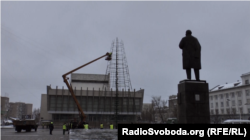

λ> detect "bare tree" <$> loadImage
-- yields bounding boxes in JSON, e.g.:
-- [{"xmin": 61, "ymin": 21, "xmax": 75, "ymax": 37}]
[
  {"xmin": 141, "ymin": 104, "xmax": 154, "ymax": 122},
  {"xmin": 151, "ymin": 96, "xmax": 168, "ymax": 123},
  {"xmin": 32, "ymin": 108, "xmax": 40, "ymax": 122}
]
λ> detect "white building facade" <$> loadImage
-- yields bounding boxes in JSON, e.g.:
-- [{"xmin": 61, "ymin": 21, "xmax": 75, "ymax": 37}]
[
  {"xmin": 70, "ymin": 73, "xmax": 110, "ymax": 90},
  {"xmin": 209, "ymin": 72, "xmax": 250, "ymax": 123},
  {"xmin": 40, "ymin": 73, "xmax": 144, "ymax": 128}
]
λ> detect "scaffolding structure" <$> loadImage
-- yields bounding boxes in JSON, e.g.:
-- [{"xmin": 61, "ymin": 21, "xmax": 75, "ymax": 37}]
[
  {"xmin": 105, "ymin": 38, "xmax": 132, "ymax": 91},
  {"xmin": 103, "ymin": 38, "xmax": 132, "ymax": 128}
]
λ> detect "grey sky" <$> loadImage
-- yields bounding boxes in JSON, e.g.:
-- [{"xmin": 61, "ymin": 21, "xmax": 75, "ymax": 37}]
[{"xmin": 1, "ymin": 1, "xmax": 250, "ymax": 110}]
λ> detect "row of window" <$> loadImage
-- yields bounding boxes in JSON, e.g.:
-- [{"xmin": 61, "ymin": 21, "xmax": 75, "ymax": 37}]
[
  {"xmin": 210, "ymin": 108, "xmax": 250, "ymax": 115},
  {"xmin": 49, "ymin": 95, "xmax": 141, "ymax": 112},
  {"xmin": 52, "ymin": 114, "xmax": 136, "ymax": 121},
  {"xmin": 210, "ymin": 99, "xmax": 250, "ymax": 108},
  {"xmin": 210, "ymin": 90, "xmax": 249, "ymax": 100}
]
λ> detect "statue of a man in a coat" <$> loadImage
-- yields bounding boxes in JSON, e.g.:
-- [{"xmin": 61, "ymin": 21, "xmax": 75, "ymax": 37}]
[{"xmin": 179, "ymin": 30, "xmax": 201, "ymax": 81}]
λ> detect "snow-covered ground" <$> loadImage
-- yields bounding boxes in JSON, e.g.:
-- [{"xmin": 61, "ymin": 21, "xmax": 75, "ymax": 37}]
[
  {"xmin": 0, "ymin": 125, "xmax": 14, "ymax": 129},
  {"xmin": 69, "ymin": 129, "xmax": 117, "ymax": 140}
]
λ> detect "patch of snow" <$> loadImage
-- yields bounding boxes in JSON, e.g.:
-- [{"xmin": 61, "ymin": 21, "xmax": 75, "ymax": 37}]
[
  {"xmin": 9, "ymin": 117, "xmax": 20, "ymax": 120},
  {"xmin": 210, "ymin": 81, "xmax": 242, "ymax": 92},
  {"xmin": 0, "ymin": 125, "xmax": 14, "ymax": 129},
  {"xmin": 3, "ymin": 120, "xmax": 13, "ymax": 123},
  {"xmin": 69, "ymin": 129, "xmax": 117, "ymax": 140}
]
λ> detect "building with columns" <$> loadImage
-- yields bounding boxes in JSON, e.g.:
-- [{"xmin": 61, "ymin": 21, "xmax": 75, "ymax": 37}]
[{"xmin": 40, "ymin": 73, "xmax": 144, "ymax": 127}]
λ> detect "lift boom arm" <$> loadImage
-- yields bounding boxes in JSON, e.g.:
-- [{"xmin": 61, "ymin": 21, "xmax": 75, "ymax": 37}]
[{"xmin": 62, "ymin": 52, "xmax": 112, "ymax": 122}]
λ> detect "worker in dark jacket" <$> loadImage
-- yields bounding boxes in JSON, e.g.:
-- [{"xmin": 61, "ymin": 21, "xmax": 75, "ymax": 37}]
[
  {"xmin": 84, "ymin": 122, "xmax": 89, "ymax": 129},
  {"xmin": 63, "ymin": 122, "xmax": 66, "ymax": 135},
  {"xmin": 110, "ymin": 123, "xmax": 113, "ymax": 129},
  {"xmin": 49, "ymin": 122, "xmax": 54, "ymax": 135},
  {"xmin": 179, "ymin": 30, "xmax": 201, "ymax": 81},
  {"xmin": 100, "ymin": 123, "xmax": 103, "ymax": 129},
  {"xmin": 70, "ymin": 121, "xmax": 73, "ymax": 129}
]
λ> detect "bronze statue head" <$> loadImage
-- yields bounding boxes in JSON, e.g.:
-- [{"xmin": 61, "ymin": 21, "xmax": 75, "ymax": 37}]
[{"xmin": 186, "ymin": 30, "xmax": 192, "ymax": 36}]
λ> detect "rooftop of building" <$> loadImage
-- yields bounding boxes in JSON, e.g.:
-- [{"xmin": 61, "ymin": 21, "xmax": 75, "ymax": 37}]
[
  {"xmin": 9, "ymin": 102, "xmax": 25, "ymax": 104},
  {"xmin": 9, "ymin": 102, "xmax": 32, "ymax": 105},
  {"xmin": 210, "ymin": 72, "xmax": 250, "ymax": 92},
  {"xmin": 169, "ymin": 95, "xmax": 177, "ymax": 100},
  {"xmin": 71, "ymin": 73, "xmax": 109, "ymax": 82},
  {"xmin": 241, "ymin": 72, "xmax": 250, "ymax": 77},
  {"xmin": 1, "ymin": 96, "xmax": 9, "ymax": 99},
  {"xmin": 210, "ymin": 81, "xmax": 243, "ymax": 92}
]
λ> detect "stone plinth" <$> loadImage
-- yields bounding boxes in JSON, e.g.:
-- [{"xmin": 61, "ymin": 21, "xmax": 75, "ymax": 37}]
[{"xmin": 177, "ymin": 80, "xmax": 210, "ymax": 124}]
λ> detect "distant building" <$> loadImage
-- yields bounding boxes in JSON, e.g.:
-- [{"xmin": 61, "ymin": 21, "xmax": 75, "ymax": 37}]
[
  {"xmin": 40, "ymin": 73, "xmax": 144, "ymax": 127},
  {"xmin": 1, "ymin": 96, "xmax": 10, "ymax": 122},
  {"xmin": 209, "ymin": 72, "xmax": 250, "ymax": 123},
  {"xmin": 151, "ymin": 95, "xmax": 178, "ymax": 123},
  {"xmin": 8, "ymin": 102, "xmax": 33, "ymax": 119},
  {"xmin": 142, "ymin": 103, "xmax": 152, "ymax": 112}
]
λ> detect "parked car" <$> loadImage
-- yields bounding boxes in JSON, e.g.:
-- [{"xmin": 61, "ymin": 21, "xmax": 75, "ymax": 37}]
[{"xmin": 166, "ymin": 118, "xmax": 178, "ymax": 124}]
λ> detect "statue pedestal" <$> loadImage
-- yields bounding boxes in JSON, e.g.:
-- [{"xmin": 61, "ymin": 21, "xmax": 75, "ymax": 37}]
[{"xmin": 177, "ymin": 80, "xmax": 210, "ymax": 123}]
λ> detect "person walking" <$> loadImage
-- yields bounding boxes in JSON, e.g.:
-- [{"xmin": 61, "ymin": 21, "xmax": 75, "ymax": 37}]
[
  {"xmin": 100, "ymin": 123, "xmax": 103, "ymax": 129},
  {"xmin": 110, "ymin": 123, "xmax": 113, "ymax": 129},
  {"xmin": 49, "ymin": 122, "xmax": 54, "ymax": 135},
  {"xmin": 70, "ymin": 121, "xmax": 73, "ymax": 129},
  {"xmin": 84, "ymin": 122, "xmax": 88, "ymax": 130},
  {"xmin": 63, "ymin": 122, "xmax": 66, "ymax": 135}
]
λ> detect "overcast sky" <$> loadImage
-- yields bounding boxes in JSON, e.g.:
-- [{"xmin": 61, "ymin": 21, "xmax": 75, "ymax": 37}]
[{"xmin": 1, "ymin": 1, "xmax": 250, "ymax": 110}]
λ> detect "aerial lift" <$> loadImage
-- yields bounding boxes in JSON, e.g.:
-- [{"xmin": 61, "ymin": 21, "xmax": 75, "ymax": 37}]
[{"xmin": 62, "ymin": 52, "xmax": 112, "ymax": 128}]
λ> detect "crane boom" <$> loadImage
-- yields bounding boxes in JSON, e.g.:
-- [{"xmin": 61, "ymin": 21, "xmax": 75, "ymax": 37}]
[{"xmin": 62, "ymin": 52, "xmax": 112, "ymax": 122}]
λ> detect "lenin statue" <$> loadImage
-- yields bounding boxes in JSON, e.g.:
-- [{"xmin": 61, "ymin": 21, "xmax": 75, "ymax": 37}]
[{"xmin": 179, "ymin": 30, "xmax": 201, "ymax": 81}]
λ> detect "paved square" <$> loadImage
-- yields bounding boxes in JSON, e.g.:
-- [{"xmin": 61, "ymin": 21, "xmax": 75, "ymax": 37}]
[
  {"xmin": 1, "ymin": 128, "xmax": 118, "ymax": 140},
  {"xmin": 70, "ymin": 129, "xmax": 117, "ymax": 140}
]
